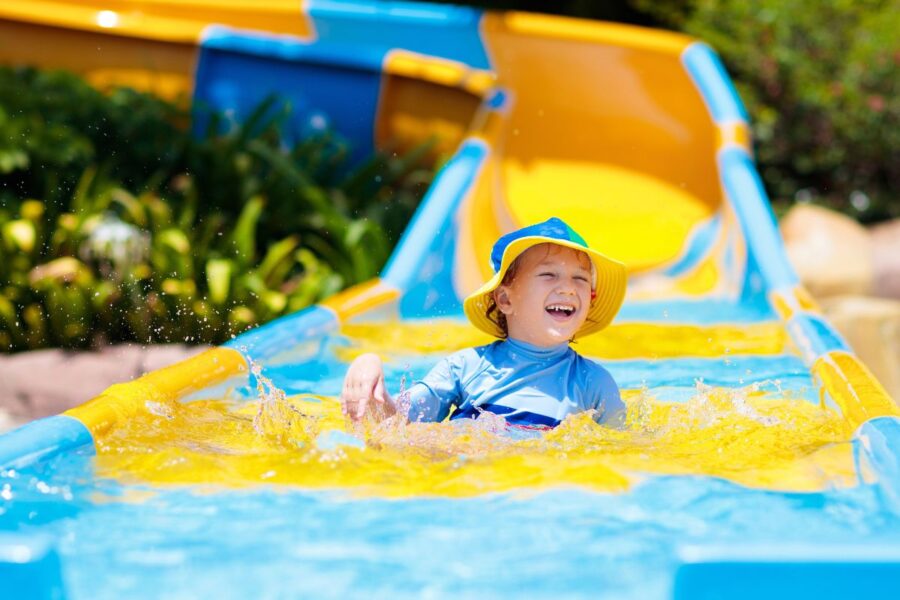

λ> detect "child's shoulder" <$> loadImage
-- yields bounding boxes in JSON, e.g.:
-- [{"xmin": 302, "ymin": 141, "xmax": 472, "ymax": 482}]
[
  {"xmin": 441, "ymin": 340, "xmax": 503, "ymax": 368},
  {"xmin": 443, "ymin": 343, "xmax": 491, "ymax": 366},
  {"xmin": 572, "ymin": 351, "xmax": 616, "ymax": 383}
]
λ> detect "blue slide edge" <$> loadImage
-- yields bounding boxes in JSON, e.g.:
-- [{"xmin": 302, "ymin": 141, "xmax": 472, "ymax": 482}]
[
  {"xmin": 0, "ymin": 415, "xmax": 94, "ymax": 471},
  {"xmin": 855, "ymin": 416, "xmax": 900, "ymax": 516},
  {"xmin": 674, "ymin": 543, "xmax": 900, "ymax": 600}
]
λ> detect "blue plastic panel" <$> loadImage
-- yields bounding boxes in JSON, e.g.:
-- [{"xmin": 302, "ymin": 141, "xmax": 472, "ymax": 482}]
[
  {"xmin": 855, "ymin": 416, "xmax": 900, "ymax": 515},
  {"xmin": 380, "ymin": 138, "xmax": 489, "ymax": 317},
  {"xmin": 681, "ymin": 42, "xmax": 750, "ymax": 123},
  {"xmin": 196, "ymin": 28, "xmax": 385, "ymax": 164},
  {"xmin": 307, "ymin": 0, "xmax": 491, "ymax": 69},
  {"xmin": 786, "ymin": 313, "xmax": 850, "ymax": 364},
  {"xmin": 225, "ymin": 305, "xmax": 339, "ymax": 364},
  {"xmin": 616, "ymin": 297, "xmax": 777, "ymax": 324},
  {"xmin": 675, "ymin": 544, "xmax": 900, "ymax": 600},
  {"xmin": 0, "ymin": 416, "xmax": 93, "ymax": 471},
  {"xmin": 718, "ymin": 147, "xmax": 800, "ymax": 292}
]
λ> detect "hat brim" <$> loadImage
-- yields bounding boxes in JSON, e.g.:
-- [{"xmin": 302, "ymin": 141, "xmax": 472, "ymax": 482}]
[{"xmin": 463, "ymin": 236, "xmax": 627, "ymax": 340}]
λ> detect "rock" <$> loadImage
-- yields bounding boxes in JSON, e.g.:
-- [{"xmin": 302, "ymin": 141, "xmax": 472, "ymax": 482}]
[
  {"xmin": 820, "ymin": 295, "xmax": 900, "ymax": 402},
  {"xmin": 871, "ymin": 219, "xmax": 900, "ymax": 299},
  {"xmin": 0, "ymin": 344, "xmax": 210, "ymax": 422},
  {"xmin": 781, "ymin": 204, "xmax": 875, "ymax": 298}
]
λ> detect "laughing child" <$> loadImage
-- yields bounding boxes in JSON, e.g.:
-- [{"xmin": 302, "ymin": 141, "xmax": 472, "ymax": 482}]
[{"xmin": 341, "ymin": 217, "xmax": 628, "ymax": 429}]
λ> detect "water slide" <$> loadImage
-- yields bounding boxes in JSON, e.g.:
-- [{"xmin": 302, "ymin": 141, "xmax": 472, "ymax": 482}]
[{"xmin": 2, "ymin": 2, "xmax": 900, "ymax": 598}]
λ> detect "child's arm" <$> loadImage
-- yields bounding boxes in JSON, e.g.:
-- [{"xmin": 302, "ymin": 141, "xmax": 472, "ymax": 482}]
[
  {"xmin": 341, "ymin": 353, "xmax": 397, "ymax": 422},
  {"xmin": 342, "ymin": 350, "xmax": 467, "ymax": 423},
  {"xmin": 597, "ymin": 384, "xmax": 626, "ymax": 428},
  {"xmin": 587, "ymin": 360, "xmax": 626, "ymax": 428}
]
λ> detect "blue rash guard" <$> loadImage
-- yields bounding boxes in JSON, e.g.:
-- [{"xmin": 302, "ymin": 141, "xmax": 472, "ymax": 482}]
[{"xmin": 403, "ymin": 337, "xmax": 625, "ymax": 428}]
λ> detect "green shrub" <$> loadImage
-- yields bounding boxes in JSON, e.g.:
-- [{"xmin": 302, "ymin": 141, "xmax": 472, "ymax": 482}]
[
  {"xmin": 0, "ymin": 68, "xmax": 186, "ymax": 211},
  {"xmin": 0, "ymin": 67, "xmax": 434, "ymax": 352},
  {"xmin": 634, "ymin": 0, "xmax": 899, "ymax": 222}
]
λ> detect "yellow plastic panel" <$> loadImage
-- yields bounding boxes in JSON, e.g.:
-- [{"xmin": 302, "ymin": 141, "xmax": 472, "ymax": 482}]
[
  {"xmin": 495, "ymin": 11, "xmax": 688, "ymax": 54},
  {"xmin": 320, "ymin": 279, "xmax": 401, "ymax": 322},
  {"xmin": 626, "ymin": 203, "xmax": 746, "ymax": 300},
  {"xmin": 65, "ymin": 347, "xmax": 246, "ymax": 437},
  {"xmin": 376, "ymin": 51, "xmax": 496, "ymax": 159},
  {"xmin": 0, "ymin": 1, "xmax": 313, "ymax": 42},
  {"xmin": 0, "ymin": 19, "xmax": 197, "ymax": 100},
  {"xmin": 0, "ymin": 0, "xmax": 314, "ymax": 98},
  {"xmin": 335, "ymin": 320, "xmax": 786, "ymax": 361},
  {"xmin": 502, "ymin": 159, "xmax": 713, "ymax": 272},
  {"xmin": 812, "ymin": 351, "xmax": 899, "ymax": 429},
  {"xmin": 383, "ymin": 51, "xmax": 494, "ymax": 94},
  {"xmin": 375, "ymin": 74, "xmax": 483, "ymax": 160},
  {"xmin": 480, "ymin": 12, "xmax": 722, "ymax": 273}
]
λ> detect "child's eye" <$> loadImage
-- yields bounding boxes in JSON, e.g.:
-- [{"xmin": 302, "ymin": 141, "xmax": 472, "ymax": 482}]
[
  {"xmin": 539, "ymin": 272, "xmax": 555, "ymax": 278},
  {"xmin": 574, "ymin": 276, "xmax": 590, "ymax": 283}
]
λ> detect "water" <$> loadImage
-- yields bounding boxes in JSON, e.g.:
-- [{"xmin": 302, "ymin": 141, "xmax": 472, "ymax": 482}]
[
  {"xmin": 3, "ymin": 453, "xmax": 897, "ymax": 600},
  {"xmin": 2, "ymin": 321, "xmax": 896, "ymax": 599}
]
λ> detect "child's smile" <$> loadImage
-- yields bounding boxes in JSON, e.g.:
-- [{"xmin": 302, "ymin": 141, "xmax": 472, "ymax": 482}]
[{"xmin": 545, "ymin": 302, "xmax": 577, "ymax": 319}]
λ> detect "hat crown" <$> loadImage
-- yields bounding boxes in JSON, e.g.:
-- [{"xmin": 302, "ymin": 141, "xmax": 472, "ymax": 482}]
[{"xmin": 490, "ymin": 217, "xmax": 588, "ymax": 273}]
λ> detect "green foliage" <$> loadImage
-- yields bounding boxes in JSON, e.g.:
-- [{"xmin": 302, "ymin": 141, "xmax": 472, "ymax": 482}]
[
  {"xmin": 0, "ymin": 67, "xmax": 434, "ymax": 352},
  {"xmin": 0, "ymin": 67, "xmax": 185, "ymax": 210},
  {"xmin": 0, "ymin": 171, "xmax": 345, "ymax": 351},
  {"xmin": 634, "ymin": 0, "xmax": 899, "ymax": 222}
]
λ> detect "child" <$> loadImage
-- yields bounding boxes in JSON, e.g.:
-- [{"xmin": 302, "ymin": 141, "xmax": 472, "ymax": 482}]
[{"xmin": 341, "ymin": 217, "xmax": 628, "ymax": 428}]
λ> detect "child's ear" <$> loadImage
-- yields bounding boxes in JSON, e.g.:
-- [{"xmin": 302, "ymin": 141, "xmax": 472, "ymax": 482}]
[{"xmin": 494, "ymin": 286, "xmax": 513, "ymax": 314}]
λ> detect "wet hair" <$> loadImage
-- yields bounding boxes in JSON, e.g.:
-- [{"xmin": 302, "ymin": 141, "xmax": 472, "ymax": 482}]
[
  {"xmin": 484, "ymin": 244, "xmax": 597, "ymax": 339},
  {"xmin": 484, "ymin": 254, "xmax": 524, "ymax": 337}
]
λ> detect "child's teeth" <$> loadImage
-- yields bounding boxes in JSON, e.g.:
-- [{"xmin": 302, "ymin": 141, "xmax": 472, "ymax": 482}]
[{"xmin": 546, "ymin": 304, "xmax": 574, "ymax": 314}]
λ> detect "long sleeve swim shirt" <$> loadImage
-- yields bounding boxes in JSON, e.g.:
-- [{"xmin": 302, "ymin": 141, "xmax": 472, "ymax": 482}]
[{"xmin": 403, "ymin": 337, "xmax": 624, "ymax": 428}]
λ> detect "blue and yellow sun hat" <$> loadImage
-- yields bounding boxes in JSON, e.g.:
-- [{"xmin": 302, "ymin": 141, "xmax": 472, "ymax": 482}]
[{"xmin": 463, "ymin": 217, "xmax": 627, "ymax": 340}]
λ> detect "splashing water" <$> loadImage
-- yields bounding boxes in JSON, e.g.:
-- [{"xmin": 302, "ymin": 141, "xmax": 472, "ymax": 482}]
[
  {"xmin": 94, "ymin": 369, "xmax": 854, "ymax": 497},
  {"xmin": 250, "ymin": 362, "xmax": 315, "ymax": 447},
  {"xmin": 89, "ymin": 322, "xmax": 857, "ymax": 497}
]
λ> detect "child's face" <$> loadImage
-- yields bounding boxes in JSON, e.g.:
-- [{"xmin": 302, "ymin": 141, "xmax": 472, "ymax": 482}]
[{"xmin": 494, "ymin": 244, "xmax": 593, "ymax": 347}]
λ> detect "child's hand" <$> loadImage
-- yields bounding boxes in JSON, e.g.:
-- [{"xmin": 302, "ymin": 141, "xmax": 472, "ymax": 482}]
[{"xmin": 341, "ymin": 353, "xmax": 395, "ymax": 422}]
